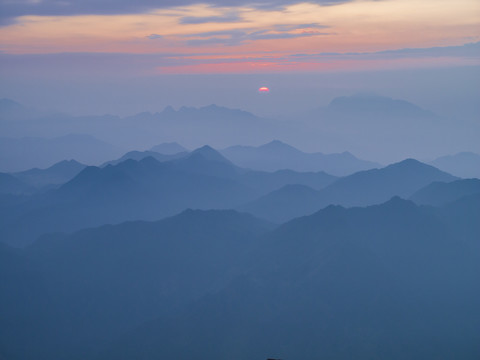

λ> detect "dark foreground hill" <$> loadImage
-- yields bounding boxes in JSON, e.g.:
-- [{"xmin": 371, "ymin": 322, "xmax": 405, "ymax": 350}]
[
  {"xmin": 102, "ymin": 197, "xmax": 480, "ymax": 360},
  {"xmin": 0, "ymin": 210, "xmax": 273, "ymax": 360},
  {"xmin": 1, "ymin": 196, "xmax": 479, "ymax": 360}
]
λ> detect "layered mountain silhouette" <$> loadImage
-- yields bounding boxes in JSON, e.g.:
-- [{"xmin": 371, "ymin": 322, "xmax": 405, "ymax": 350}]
[
  {"xmin": 2, "ymin": 97, "xmax": 479, "ymax": 165},
  {"xmin": 410, "ymin": 178, "xmax": 480, "ymax": 206},
  {"xmin": 0, "ymin": 101, "xmax": 277, "ymax": 152},
  {"xmin": 12, "ymin": 159, "xmax": 86, "ymax": 189},
  {"xmin": 0, "ymin": 151, "xmax": 457, "ymax": 246},
  {"xmin": 2, "ymin": 197, "xmax": 478, "ymax": 360},
  {"xmin": 102, "ymin": 150, "xmax": 188, "ymax": 167},
  {"xmin": 0, "ymin": 152, "xmax": 257, "ymax": 247},
  {"xmin": 221, "ymin": 140, "xmax": 379, "ymax": 176},
  {"xmin": 0, "ymin": 146, "xmax": 331, "ymax": 246},
  {"xmin": 430, "ymin": 152, "xmax": 480, "ymax": 178},
  {"xmin": 1, "ymin": 92, "xmax": 479, "ymax": 360},
  {"xmin": 241, "ymin": 158, "xmax": 457, "ymax": 222}
]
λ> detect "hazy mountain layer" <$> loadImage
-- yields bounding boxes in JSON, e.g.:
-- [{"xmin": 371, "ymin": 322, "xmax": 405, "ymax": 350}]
[
  {"xmin": 240, "ymin": 158, "xmax": 457, "ymax": 222},
  {"xmin": 12, "ymin": 160, "xmax": 86, "ymax": 189},
  {"xmin": 221, "ymin": 140, "xmax": 380, "ymax": 176},
  {"xmin": 410, "ymin": 178, "xmax": 480, "ymax": 206},
  {"xmin": 430, "ymin": 152, "xmax": 480, "ymax": 179}
]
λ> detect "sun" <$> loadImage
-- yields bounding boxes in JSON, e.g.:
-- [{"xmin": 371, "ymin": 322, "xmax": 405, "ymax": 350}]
[{"xmin": 258, "ymin": 86, "xmax": 270, "ymax": 93}]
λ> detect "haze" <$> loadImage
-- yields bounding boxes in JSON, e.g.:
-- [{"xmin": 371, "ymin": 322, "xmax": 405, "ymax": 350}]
[{"xmin": 1, "ymin": 1, "xmax": 479, "ymax": 359}]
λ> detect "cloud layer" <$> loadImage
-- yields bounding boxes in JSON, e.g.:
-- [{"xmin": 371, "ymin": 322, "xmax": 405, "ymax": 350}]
[{"xmin": 0, "ymin": 0, "xmax": 347, "ymax": 25}]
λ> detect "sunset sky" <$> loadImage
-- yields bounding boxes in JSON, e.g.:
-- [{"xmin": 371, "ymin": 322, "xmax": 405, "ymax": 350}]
[{"xmin": 0, "ymin": 0, "xmax": 479, "ymax": 116}]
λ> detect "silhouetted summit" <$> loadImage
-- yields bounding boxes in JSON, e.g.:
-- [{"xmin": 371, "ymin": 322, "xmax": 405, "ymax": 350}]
[
  {"xmin": 190, "ymin": 145, "xmax": 234, "ymax": 164},
  {"xmin": 321, "ymin": 158, "xmax": 457, "ymax": 207}
]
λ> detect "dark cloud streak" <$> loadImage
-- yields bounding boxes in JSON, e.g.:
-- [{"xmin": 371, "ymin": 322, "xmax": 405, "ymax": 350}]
[
  {"xmin": 179, "ymin": 13, "xmax": 242, "ymax": 24},
  {"xmin": 0, "ymin": 0, "xmax": 349, "ymax": 26}
]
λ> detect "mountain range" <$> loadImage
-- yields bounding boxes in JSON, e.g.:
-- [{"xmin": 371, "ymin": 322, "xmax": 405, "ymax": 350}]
[
  {"xmin": 298, "ymin": 94, "xmax": 479, "ymax": 163},
  {"xmin": 240, "ymin": 158, "xmax": 457, "ymax": 222},
  {"xmin": 1, "ymin": 145, "xmax": 466, "ymax": 246},
  {"xmin": 12, "ymin": 159, "xmax": 86, "ymax": 189},
  {"xmin": 1, "ymin": 195, "xmax": 478, "ymax": 360},
  {"xmin": 221, "ymin": 140, "xmax": 380, "ymax": 176},
  {"xmin": 409, "ymin": 178, "xmax": 480, "ymax": 206},
  {"xmin": 2, "ymin": 95, "xmax": 478, "ymax": 165},
  {"xmin": 0, "ymin": 145, "xmax": 338, "ymax": 246}
]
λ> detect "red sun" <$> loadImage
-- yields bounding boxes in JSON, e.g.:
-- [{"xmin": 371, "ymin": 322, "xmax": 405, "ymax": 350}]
[{"xmin": 258, "ymin": 86, "xmax": 270, "ymax": 92}]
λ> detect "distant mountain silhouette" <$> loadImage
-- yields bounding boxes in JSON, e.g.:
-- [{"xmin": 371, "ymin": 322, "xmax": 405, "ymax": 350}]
[
  {"xmin": 0, "ymin": 152, "xmax": 257, "ymax": 246},
  {"xmin": 240, "ymin": 159, "xmax": 457, "ymax": 222},
  {"xmin": 149, "ymin": 142, "xmax": 188, "ymax": 154},
  {"xmin": 0, "ymin": 209, "xmax": 273, "ymax": 360},
  {"xmin": 114, "ymin": 104, "xmax": 277, "ymax": 149},
  {"xmin": 102, "ymin": 150, "xmax": 188, "ymax": 167},
  {"xmin": 12, "ymin": 159, "xmax": 86, "ymax": 188},
  {"xmin": 325, "ymin": 94, "xmax": 434, "ymax": 118},
  {"xmin": 0, "ymin": 98, "xmax": 39, "ymax": 121},
  {"xmin": 410, "ymin": 178, "xmax": 480, "ymax": 206},
  {"xmin": 100, "ymin": 198, "xmax": 480, "ymax": 360},
  {"xmin": 430, "ymin": 152, "xmax": 480, "ymax": 178},
  {"xmin": 189, "ymin": 145, "xmax": 233, "ymax": 164},
  {"xmin": 221, "ymin": 140, "xmax": 379, "ymax": 176},
  {"xmin": 0, "ymin": 134, "xmax": 122, "ymax": 172},
  {"xmin": 0, "ymin": 100, "xmax": 279, "ymax": 154},
  {"xmin": 299, "ymin": 94, "xmax": 471, "ymax": 163},
  {"xmin": 321, "ymin": 158, "xmax": 457, "ymax": 207},
  {"xmin": 172, "ymin": 145, "xmax": 241, "ymax": 179}
]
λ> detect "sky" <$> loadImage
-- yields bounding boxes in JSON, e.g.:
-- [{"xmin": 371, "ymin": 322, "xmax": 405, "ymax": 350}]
[{"xmin": 0, "ymin": 0, "xmax": 479, "ymax": 117}]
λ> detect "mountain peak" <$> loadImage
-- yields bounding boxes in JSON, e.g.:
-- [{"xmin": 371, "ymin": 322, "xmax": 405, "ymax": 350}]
[
  {"xmin": 259, "ymin": 140, "xmax": 301, "ymax": 152},
  {"xmin": 385, "ymin": 158, "xmax": 454, "ymax": 175},
  {"xmin": 190, "ymin": 145, "xmax": 232, "ymax": 164}
]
